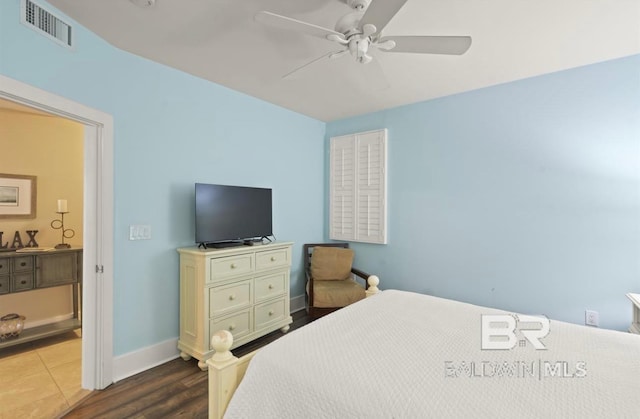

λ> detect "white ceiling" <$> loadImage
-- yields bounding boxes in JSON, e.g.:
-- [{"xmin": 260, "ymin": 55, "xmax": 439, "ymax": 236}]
[{"xmin": 46, "ymin": 0, "xmax": 640, "ymax": 122}]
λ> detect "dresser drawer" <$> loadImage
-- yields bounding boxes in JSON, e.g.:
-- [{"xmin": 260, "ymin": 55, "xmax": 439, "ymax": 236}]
[
  {"xmin": 13, "ymin": 256, "xmax": 34, "ymax": 272},
  {"xmin": 210, "ymin": 254, "xmax": 253, "ymax": 282},
  {"xmin": 0, "ymin": 276, "xmax": 8, "ymax": 294},
  {"xmin": 255, "ymin": 248, "xmax": 289, "ymax": 271},
  {"xmin": 210, "ymin": 310, "xmax": 251, "ymax": 346},
  {"xmin": 209, "ymin": 280, "xmax": 252, "ymax": 317},
  {"xmin": 11, "ymin": 272, "xmax": 34, "ymax": 292},
  {"xmin": 0, "ymin": 258, "xmax": 9, "ymax": 275},
  {"xmin": 255, "ymin": 298, "xmax": 285, "ymax": 329},
  {"xmin": 255, "ymin": 271, "xmax": 286, "ymax": 303}
]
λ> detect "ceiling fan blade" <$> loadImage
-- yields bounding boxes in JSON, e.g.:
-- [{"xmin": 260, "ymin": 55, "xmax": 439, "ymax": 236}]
[
  {"xmin": 379, "ymin": 36, "xmax": 472, "ymax": 55},
  {"xmin": 329, "ymin": 50, "xmax": 349, "ymax": 59},
  {"xmin": 282, "ymin": 50, "xmax": 346, "ymax": 79},
  {"xmin": 255, "ymin": 11, "xmax": 345, "ymax": 41},
  {"xmin": 360, "ymin": 0, "xmax": 408, "ymax": 35}
]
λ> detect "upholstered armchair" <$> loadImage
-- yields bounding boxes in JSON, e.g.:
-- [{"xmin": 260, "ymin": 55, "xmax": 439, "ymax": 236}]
[{"xmin": 304, "ymin": 243, "xmax": 371, "ymax": 319}]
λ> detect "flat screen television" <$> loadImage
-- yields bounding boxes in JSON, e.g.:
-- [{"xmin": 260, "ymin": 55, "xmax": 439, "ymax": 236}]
[{"xmin": 195, "ymin": 183, "xmax": 272, "ymax": 248}]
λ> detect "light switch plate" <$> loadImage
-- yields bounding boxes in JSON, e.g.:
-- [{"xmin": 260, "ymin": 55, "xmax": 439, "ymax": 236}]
[{"xmin": 129, "ymin": 224, "xmax": 151, "ymax": 240}]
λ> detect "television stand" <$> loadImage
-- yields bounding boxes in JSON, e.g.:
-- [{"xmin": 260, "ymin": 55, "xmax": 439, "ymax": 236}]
[
  {"xmin": 178, "ymin": 242, "xmax": 293, "ymax": 369},
  {"xmin": 199, "ymin": 241, "xmax": 244, "ymax": 249}
]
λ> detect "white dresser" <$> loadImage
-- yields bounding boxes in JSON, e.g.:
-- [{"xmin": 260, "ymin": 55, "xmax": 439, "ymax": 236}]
[{"xmin": 177, "ymin": 242, "xmax": 293, "ymax": 370}]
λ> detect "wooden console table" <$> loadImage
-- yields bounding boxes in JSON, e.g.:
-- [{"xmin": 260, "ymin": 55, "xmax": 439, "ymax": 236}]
[{"xmin": 0, "ymin": 248, "xmax": 82, "ymax": 349}]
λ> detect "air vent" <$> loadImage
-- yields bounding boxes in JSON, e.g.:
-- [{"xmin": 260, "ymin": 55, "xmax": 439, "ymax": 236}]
[{"xmin": 21, "ymin": 0, "xmax": 73, "ymax": 48}]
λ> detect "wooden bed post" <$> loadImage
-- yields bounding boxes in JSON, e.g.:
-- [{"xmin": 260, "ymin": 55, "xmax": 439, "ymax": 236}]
[
  {"xmin": 207, "ymin": 330, "xmax": 239, "ymax": 419},
  {"xmin": 366, "ymin": 275, "xmax": 380, "ymax": 297}
]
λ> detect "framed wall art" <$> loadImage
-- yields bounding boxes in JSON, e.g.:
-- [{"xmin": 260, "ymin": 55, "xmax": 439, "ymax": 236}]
[{"xmin": 0, "ymin": 173, "xmax": 37, "ymax": 219}]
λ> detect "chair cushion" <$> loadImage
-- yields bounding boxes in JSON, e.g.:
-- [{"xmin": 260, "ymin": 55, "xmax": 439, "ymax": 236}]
[
  {"xmin": 310, "ymin": 246, "xmax": 354, "ymax": 281},
  {"xmin": 308, "ymin": 279, "xmax": 365, "ymax": 308}
]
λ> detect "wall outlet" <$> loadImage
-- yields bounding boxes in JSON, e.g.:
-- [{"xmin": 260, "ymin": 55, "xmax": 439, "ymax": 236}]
[{"xmin": 585, "ymin": 310, "xmax": 599, "ymax": 327}]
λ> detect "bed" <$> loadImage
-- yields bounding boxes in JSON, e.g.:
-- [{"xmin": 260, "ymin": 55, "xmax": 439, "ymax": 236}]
[{"xmin": 207, "ymin": 280, "xmax": 640, "ymax": 418}]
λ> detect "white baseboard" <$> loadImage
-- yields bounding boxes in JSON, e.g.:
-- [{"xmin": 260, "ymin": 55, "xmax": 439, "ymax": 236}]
[
  {"xmin": 112, "ymin": 337, "xmax": 180, "ymax": 382},
  {"xmin": 24, "ymin": 313, "xmax": 73, "ymax": 329},
  {"xmin": 290, "ymin": 293, "xmax": 305, "ymax": 313},
  {"xmin": 112, "ymin": 295, "xmax": 306, "ymax": 381}
]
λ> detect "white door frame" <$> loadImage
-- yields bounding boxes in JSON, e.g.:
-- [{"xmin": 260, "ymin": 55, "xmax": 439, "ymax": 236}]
[{"xmin": 0, "ymin": 74, "xmax": 114, "ymax": 389}]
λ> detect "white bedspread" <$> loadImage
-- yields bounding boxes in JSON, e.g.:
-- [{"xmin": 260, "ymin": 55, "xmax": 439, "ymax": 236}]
[{"xmin": 224, "ymin": 290, "xmax": 640, "ymax": 418}]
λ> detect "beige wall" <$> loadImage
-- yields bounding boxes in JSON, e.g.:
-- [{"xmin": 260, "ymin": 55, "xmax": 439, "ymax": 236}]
[{"xmin": 0, "ymin": 109, "xmax": 83, "ymax": 325}]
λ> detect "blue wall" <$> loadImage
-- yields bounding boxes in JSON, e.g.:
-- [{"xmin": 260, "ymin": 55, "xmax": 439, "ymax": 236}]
[
  {"xmin": 327, "ymin": 54, "xmax": 640, "ymax": 331},
  {"xmin": 2, "ymin": 0, "xmax": 638, "ymax": 359},
  {"xmin": 0, "ymin": 0, "xmax": 326, "ymax": 355}
]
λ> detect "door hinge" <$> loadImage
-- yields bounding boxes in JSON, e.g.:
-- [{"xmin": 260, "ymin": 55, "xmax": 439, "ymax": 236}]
[{"xmin": 96, "ymin": 265, "xmax": 104, "ymax": 274}]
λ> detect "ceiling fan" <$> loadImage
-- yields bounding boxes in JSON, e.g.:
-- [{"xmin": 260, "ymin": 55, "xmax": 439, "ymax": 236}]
[{"xmin": 254, "ymin": 0, "xmax": 472, "ymax": 78}]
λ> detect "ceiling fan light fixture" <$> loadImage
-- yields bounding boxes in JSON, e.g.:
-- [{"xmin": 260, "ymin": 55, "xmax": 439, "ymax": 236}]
[
  {"xmin": 362, "ymin": 23, "xmax": 377, "ymax": 37},
  {"xmin": 347, "ymin": 37, "xmax": 373, "ymax": 64},
  {"xmin": 375, "ymin": 39, "xmax": 396, "ymax": 51}
]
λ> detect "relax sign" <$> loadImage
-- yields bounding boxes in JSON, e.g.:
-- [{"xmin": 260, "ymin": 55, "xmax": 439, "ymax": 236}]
[{"xmin": 0, "ymin": 230, "xmax": 39, "ymax": 249}]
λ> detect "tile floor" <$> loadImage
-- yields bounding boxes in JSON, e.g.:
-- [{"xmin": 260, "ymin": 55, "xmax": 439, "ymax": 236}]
[{"xmin": 0, "ymin": 330, "xmax": 91, "ymax": 419}]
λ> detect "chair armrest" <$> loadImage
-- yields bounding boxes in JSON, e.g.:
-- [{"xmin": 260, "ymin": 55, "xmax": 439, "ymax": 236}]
[
  {"xmin": 306, "ymin": 268, "xmax": 314, "ymax": 302},
  {"xmin": 351, "ymin": 267, "xmax": 372, "ymax": 289}
]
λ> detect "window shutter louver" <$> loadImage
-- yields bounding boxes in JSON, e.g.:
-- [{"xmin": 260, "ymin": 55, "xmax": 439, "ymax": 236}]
[
  {"xmin": 330, "ymin": 135, "xmax": 356, "ymax": 241},
  {"xmin": 330, "ymin": 129, "xmax": 387, "ymax": 244}
]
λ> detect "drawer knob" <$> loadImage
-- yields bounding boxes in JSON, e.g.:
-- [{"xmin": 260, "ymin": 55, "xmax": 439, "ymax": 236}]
[
  {"xmin": 230, "ymin": 263, "xmax": 237, "ymax": 269},
  {"xmin": 228, "ymin": 324, "xmax": 235, "ymax": 331},
  {"xmin": 268, "ymin": 310, "xmax": 274, "ymax": 316},
  {"xmin": 229, "ymin": 295, "xmax": 235, "ymax": 301},
  {"xmin": 0, "ymin": 264, "xmax": 3, "ymax": 268},
  {"xmin": 20, "ymin": 262, "xmax": 26, "ymax": 267},
  {"xmin": 270, "ymin": 256, "xmax": 276, "ymax": 262},
  {"xmin": 268, "ymin": 284, "xmax": 274, "ymax": 290},
  {"xmin": 21, "ymin": 280, "xmax": 27, "ymax": 285}
]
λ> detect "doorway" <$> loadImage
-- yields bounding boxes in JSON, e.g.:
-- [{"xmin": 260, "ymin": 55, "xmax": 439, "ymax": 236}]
[{"xmin": 0, "ymin": 74, "xmax": 114, "ymax": 390}]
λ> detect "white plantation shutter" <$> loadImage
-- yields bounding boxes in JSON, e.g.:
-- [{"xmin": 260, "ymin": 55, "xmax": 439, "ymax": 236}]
[
  {"xmin": 330, "ymin": 135, "xmax": 355, "ymax": 240},
  {"xmin": 356, "ymin": 131, "xmax": 386, "ymax": 243},
  {"xmin": 330, "ymin": 129, "xmax": 387, "ymax": 244}
]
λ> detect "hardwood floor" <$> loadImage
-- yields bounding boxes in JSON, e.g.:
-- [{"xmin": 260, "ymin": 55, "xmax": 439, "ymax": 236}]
[{"xmin": 61, "ymin": 310, "xmax": 312, "ymax": 418}]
